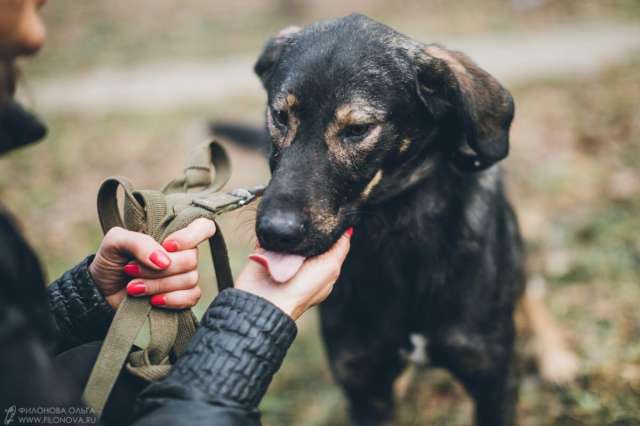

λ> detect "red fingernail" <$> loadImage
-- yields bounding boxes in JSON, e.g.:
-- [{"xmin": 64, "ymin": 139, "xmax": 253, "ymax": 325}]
[
  {"xmin": 150, "ymin": 294, "xmax": 166, "ymax": 306},
  {"xmin": 162, "ymin": 240, "xmax": 179, "ymax": 252},
  {"xmin": 346, "ymin": 227, "xmax": 354, "ymax": 238},
  {"xmin": 249, "ymin": 254, "xmax": 268, "ymax": 269},
  {"xmin": 127, "ymin": 281, "xmax": 146, "ymax": 296},
  {"xmin": 123, "ymin": 263, "xmax": 140, "ymax": 276},
  {"xmin": 149, "ymin": 251, "xmax": 171, "ymax": 269}
]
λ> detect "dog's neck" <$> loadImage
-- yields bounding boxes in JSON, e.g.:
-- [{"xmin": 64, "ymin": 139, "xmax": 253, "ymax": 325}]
[{"xmin": 355, "ymin": 163, "xmax": 496, "ymax": 250}]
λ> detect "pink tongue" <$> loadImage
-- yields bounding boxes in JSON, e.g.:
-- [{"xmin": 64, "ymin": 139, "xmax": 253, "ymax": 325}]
[{"xmin": 249, "ymin": 249, "xmax": 306, "ymax": 283}]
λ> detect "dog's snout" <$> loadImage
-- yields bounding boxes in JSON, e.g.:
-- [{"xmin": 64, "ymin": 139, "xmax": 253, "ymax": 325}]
[{"xmin": 257, "ymin": 209, "xmax": 307, "ymax": 251}]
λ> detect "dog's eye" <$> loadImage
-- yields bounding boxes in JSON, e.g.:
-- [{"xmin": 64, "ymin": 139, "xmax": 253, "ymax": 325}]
[
  {"xmin": 272, "ymin": 109, "xmax": 289, "ymax": 130},
  {"xmin": 341, "ymin": 124, "xmax": 372, "ymax": 142}
]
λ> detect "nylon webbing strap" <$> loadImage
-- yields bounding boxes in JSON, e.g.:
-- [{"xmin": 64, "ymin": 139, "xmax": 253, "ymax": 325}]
[{"xmin": 83, "ymin": 140, "xmax": 264, "ymax": 415}]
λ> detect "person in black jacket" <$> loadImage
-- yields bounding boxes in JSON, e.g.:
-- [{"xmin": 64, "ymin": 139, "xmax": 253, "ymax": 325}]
[{"xmin": 0, "ymin": 2, "xmax": 352, "ymax": 425}]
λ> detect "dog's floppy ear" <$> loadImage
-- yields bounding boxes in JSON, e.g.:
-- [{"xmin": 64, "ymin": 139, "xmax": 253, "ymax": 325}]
[
  {"xmin": 416, "ymin": 45, "xmax": 514, "ymax": 171},
  {"xmin": 254, "ymin": 26, "xmax": 301, "ymax": 88}
]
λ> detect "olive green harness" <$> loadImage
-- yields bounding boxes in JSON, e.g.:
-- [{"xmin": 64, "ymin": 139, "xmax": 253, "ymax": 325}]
[{"xmin": 82, "ymin": 141, "xmax": 264, "ymax": 415}]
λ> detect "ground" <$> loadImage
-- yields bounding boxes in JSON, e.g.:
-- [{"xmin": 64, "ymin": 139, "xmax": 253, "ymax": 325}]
[{"xmin": 1, "ymin": 1, "xmax": 639, "ymax": 425}]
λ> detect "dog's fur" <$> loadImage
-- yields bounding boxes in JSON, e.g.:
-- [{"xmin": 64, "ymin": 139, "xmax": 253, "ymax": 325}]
[{"xmin": 222, "ymin": 14, "xmax": 542, "ymax": 425}]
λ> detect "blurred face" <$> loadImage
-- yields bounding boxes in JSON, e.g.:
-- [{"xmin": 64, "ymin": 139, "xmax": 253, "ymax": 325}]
[{"xmin": 0, "ymin": 0, "xmax": 47, "ymax": 61}]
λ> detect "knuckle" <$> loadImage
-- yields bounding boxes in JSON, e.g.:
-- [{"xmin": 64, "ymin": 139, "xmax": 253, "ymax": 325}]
[
  {"xmin": 144, "ymin": 280, "xmax": 159, "ymax": 294},
  {"xmin": 141, "ymin": 233, "xmax": 158, "ymax": 247},
  {"xmin": 105, "ymin": 226, "xmax": 125, "ymax": 242},
  {"xmin": 186, "ymin": 270, "xmax": 199, "ymax": 285},
  {"xmin": 193, "ymin": 286, "xmax": 202, "ymax": 301},
  {"xmin": 183, "ymin": 252, "xmax": 198, "ymax": 270}
]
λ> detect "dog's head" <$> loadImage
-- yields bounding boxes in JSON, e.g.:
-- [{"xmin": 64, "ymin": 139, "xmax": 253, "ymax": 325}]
[{"xmin": 254, "ymin": 14, "xmax": 514, "ymax": 256}]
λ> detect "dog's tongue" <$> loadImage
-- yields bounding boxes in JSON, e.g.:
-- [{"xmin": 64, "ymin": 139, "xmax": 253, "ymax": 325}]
[{"xmin": 249, "ymin": 249, "xmax": 306, "ymax": 283}]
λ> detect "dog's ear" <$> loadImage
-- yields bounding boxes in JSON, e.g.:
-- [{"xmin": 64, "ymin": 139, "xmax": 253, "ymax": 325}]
[
  {"xmin": 416, "ymin": 45, "xmax": 514, "ymax": 171},
  {"xmin": 254, "ymin": 26, "xmax": 301, "ymax": 88}
]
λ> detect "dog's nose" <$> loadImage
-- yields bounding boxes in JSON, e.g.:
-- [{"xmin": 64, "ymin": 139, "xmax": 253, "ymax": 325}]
[{"xmin": 257, "ymin": 210, "xmax": 307, "ymax": 251}]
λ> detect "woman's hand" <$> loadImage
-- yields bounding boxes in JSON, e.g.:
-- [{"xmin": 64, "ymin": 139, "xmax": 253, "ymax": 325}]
[
  {"xmin": 235, "ymin": 229, "xmax": 352, "ymax": 320},
  {"xmin": 88, "ymin": 218, "xmax": 216, "ymax": 310}
]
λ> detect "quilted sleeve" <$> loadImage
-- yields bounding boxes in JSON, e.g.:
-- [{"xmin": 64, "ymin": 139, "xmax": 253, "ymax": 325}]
[
  {"xmin": 47, "ymin": 255, "xmax": 115, "ymax": 353},
  {"xmin": 133, "ymin": 288, "xmax": 297, "ymax": 425}
]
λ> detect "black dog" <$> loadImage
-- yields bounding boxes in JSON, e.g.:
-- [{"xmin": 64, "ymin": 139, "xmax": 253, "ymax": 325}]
[{"xmin": 218, "ymin": 14, "xmax": 524, "ymax": 426}]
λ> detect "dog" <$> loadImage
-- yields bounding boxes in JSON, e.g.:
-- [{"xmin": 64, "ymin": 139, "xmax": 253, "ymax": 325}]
[{"xmin": 214, "ymin": 14, "xmax": 577, "ymax": 425}]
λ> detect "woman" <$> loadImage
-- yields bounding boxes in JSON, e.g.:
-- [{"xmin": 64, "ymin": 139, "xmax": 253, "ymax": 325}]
[{"xmin": 0, "ymin": 1, "xmax": 351, "ymax": 425}]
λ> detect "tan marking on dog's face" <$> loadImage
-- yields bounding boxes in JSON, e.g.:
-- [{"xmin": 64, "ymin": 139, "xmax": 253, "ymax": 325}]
[
  {"xmin": 399, "ymin": 138, "xmax": 412, "ymax": 154},
  {"xmin": 286, "ymin": 93, "xmax": 298, "ymax": 108},
  {"xmin": 324, "ymin": 99, "xmax": 386, "ymax": 165},
  {"xmin": 360, "ymin": 169, "xmax": 384, "ymax": 199},
  {"xmin": 305, "ymin": 198, "xmax": 339, "ymax": 234},
  {"xmin": 268, "ymin": 94, "xmax": 300, "ymax": 148}
]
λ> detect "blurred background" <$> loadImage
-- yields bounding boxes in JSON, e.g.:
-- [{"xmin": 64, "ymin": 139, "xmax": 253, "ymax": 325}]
[{"xmin": 1, "ymin": 0, "xmax": 639, "ymax": 424}]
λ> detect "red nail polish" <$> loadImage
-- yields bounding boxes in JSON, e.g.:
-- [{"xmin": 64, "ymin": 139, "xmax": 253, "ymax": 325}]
[
  {"xmin": 150, "ymin": 294, "xmax": 166, "ymax": 306},
  {"xmin": 123, "ymin": 263, "xmax": 140, "ymax": 276},
  {"xmin": 127, "ymin": 281, "xmax": 146, "ymax": 296},
  {"xmin": 149, "ymin": 251, "xmax": 171, "ymax": 269},
  {"xmin": 162, "ymin": 240, "xmax": 179, "ymax": 252},
  {"xmin": 346, "ymin": 227, "xmax": 354, "ymax": 238},
  {"xmin": 249, "ymin": 254, "xmax": 268, "ymax": 269}
]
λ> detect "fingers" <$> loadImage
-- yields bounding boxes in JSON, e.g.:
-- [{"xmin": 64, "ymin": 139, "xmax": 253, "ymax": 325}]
[
  {"xmin": 104, "ymin": 227, "xmax": 171, "ymax": 271},
  {"xmin": 162, "ymin": 218, "xmax": 216, "ymax": 252},
  {"xmin": 151, "ymin": 288, "xmax": 202, "ymax": 310},
  {"xmin": 124, "ymin": 248, "xmax": 198, "ymax": 279},
  {"xmin": 126, "ymin": 271, "xmax": 202, "ymax": 309},
  {"xmin": 127, "ymin": 270, "xmax": 199, "ymax": 296}
]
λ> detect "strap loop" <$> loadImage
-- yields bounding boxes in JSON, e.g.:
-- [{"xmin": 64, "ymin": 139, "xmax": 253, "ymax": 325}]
[{"xmin": 83, "ymin": 140, "xmax": 264, "ymax": 416}]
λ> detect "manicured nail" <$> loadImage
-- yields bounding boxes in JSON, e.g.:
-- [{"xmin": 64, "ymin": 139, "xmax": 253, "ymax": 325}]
[
  {"xmin": 149, "ymin": 251, "xmax": 171, "ymax": 269},
  {"xmin": 127, "ymin": 281, "xmax": 146, "ymax": 296},
  {"xmin": 150, "ymin": 294, "xmax": 166, "ymax": 306},
  {"xmin": 123, "ymin": 263, "xmax": 140, "ymax": 276},
  {"xmin": 345, "ymin": 227, "xmax": 354, "ymax": 238},
  {"xmin": 249, "ymin": 254, "xmax": 268, "ymax": 269},
  {"xmin": 162, "ymin": 240, "xmax": 179, "ymax": 252}
]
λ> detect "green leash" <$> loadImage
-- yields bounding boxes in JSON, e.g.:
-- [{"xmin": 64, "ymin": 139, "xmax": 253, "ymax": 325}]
[{"xmin": 82, "ymin": 141, "xmax": 264, "ymax": 415}]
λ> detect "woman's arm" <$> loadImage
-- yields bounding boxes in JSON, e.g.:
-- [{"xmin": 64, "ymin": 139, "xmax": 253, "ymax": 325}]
[
  {"xmin": 133, "ymin": 289, "xmax": 296, "ymax": 426},
  {"xmin": 132, "ymin": 232, "xmax": 351, "ymax": 426},
  {"xmin": 47, "ymin": 256, "xmax": 115, "ymax": 353}
]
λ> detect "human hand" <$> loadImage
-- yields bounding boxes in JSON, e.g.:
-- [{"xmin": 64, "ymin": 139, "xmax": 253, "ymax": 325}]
[
  {"xmin": 88, "ymin": 218, "xmax": 216, "ymax": 310},
  {"xmin": 235, "ymin": 229, "xmax": 353, "ymax": 320}
]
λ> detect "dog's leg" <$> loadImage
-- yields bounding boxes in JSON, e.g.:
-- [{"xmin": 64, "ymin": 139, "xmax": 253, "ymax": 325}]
[
  {"xmin": 320, "ymin": 310, "xmax": 405, "ymax": 426},
  {"xmin": 520, "ymin": 276, "xmax": 579, "ymax": 383},
  {"xmin": 429, "ymin": 323, "xmax": 518, "ymax": 426}
]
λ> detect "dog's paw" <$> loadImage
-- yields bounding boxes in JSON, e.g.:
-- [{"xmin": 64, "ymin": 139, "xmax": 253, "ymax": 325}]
[{"xmin": 538, "ymin": 346, "xmax": 580, "ymax": 384}]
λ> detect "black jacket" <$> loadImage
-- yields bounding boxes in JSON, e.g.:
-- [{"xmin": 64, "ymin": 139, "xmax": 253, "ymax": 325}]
[{"xmin": 0, "ymin": 207, "xmax": 297, "ymax": 425}]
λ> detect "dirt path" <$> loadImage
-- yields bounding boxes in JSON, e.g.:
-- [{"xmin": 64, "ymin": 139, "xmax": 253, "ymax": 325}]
[{"xmin": 26, "ymin": 21, "xmax": 640, "ymax": 114}]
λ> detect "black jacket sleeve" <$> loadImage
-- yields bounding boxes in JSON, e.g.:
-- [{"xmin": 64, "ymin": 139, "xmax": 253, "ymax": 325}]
[
  {"xmin": 47, "ymin": 255, "xmax": 115, "ymax": 354},
  {"xmin": 132, "ymin": 288, "xmax": 298, "ymax": 426}
]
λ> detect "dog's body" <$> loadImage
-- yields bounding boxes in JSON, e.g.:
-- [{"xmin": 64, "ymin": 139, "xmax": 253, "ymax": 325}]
[
  {"xmin": 320, "ymin": 164, "xmax": 524, "ymax": 426},
  {"xmin": 221, "ymin": 14, "xmax": 534, "ymax": 425}
]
